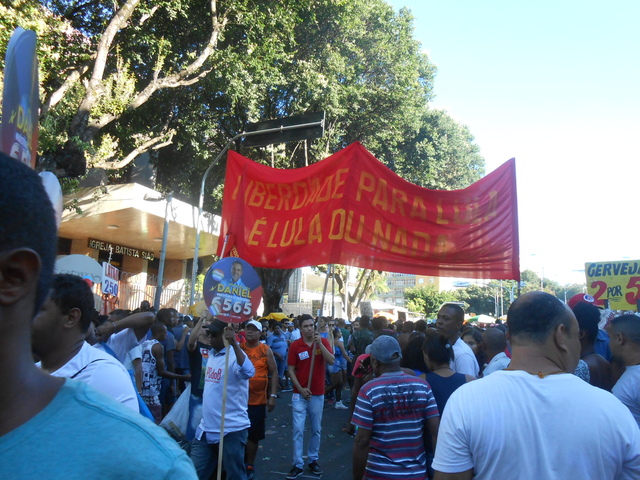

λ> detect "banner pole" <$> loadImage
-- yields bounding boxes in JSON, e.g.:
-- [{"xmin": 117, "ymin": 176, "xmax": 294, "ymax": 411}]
[
  {"xmin": 307, "ymin": 327, "xmax": 317, "ymax": 390},
  {"xmin": 219, "ymin": 234, "xmax": 229, "ymax": 260},
  {"xmin": 216, "ymin": 334, "xmax": 231, "ymax": 480},
  {"xmin": 319, "ymin": 266, "xmax": 330, "ymax": 317}
]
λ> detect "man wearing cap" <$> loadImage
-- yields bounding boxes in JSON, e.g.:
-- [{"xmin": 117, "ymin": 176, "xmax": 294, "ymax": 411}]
[
  {"xmin": 432, "ymin": 292, "xmax": 640, "ymax": 480},
  {"xmin": 286, "ymin": 314, "xmax": 335, "ymax": 479},
  {"xmin": 609, "ymin": 314, "xmax": 640, "ymax": 428},
  {"xmin": 190, "ymin": 318, "xmax": 255, "ymax": 480},
  {"xmin": 352, "ymin": 336, "xmax": 440, "ymax": 480},
  {"xmin": 240, "ymin": 319, "xmax": 279, "ymax": 480}
]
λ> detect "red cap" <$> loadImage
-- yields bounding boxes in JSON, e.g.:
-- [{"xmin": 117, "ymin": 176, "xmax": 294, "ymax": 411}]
[{"xmin": 567, "ymin": 293, "xmax": 598, "ymax": 310}]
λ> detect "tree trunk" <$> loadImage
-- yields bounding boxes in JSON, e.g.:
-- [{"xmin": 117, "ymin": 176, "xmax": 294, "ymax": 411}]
[{"xmin": 256, "ymin": 267, "xmax": 295, "ymax": 316}]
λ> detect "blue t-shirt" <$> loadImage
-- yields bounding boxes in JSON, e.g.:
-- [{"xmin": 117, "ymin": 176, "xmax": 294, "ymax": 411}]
[
  {"xmin": 172, "ymin": 325, "xmax": 190, "ymax": 369},
  {"xmin": 0, "ymin": 379, "xmax": 196, "ymax": 479},
  {"xmin": 267, "ymin": 332, "xmax": 288, "ymax": 358}
]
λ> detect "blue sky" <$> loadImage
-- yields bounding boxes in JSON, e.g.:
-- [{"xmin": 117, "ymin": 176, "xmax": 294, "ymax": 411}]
[{"xmin": 388, "ymin": 0, "xmax": 640, "ymax": 285}]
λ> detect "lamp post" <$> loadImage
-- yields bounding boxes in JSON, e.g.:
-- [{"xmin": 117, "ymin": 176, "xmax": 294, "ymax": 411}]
[
  {"xmin": 144, "ymin": 192, "xmax": 172, "ymax": 309},
  {"xmin": 189, "ymin": 113, "xmax": 325, "ymax": 306}
]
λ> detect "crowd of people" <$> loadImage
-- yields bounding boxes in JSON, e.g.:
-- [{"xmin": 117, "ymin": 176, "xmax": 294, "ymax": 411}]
[{"xmin": 2, "ymin": 152, "xmax": 640, "ymax": 480}]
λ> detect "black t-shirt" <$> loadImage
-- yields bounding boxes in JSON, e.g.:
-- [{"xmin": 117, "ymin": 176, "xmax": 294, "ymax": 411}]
[{"xmin": 188, "ymin": 341, "xmax": 210, "ymax": 398}]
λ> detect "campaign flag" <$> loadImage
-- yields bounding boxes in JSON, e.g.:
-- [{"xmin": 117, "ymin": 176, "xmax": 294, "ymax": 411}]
[
  {"xmin": 203, "ymin": 257, "xmax": 262, "ymax": 323},
  {"xmin": 1, "ymin": 28, "xmax": 39, "ymax": 168},
  {"xmin": 218, "ymin": 142, "xmax": 519, "ymax": 280}
]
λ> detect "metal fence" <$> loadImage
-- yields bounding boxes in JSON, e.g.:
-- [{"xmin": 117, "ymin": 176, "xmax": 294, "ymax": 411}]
[{"xmin": 94, "ymin": 270, "xmax": 185, "ymax": 313}]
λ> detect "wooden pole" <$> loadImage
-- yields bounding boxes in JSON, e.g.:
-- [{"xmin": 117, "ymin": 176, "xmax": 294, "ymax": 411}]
[
  {"xmin": 306, "ymin": 325, "xmax": 318, "ymax": 390},
  {"xmin": 216, "ymin": 333, "xmax": 231, "ymax": 480}
]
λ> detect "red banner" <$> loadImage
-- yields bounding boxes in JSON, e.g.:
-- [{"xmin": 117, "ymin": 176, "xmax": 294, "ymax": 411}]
[{"xmin": 218, "ymin": 142, "xmax": 519, "ymax": 280}]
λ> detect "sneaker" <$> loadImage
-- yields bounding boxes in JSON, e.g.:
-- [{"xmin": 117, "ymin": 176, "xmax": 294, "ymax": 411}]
[
  {"xmin": 246, "ymin": 465, "xmax": 255, "ymax": 480},
  {"xmin": 334, "ymin": 400, "xmax": 348, "ymax": 409},
  {"xmin": 308, "ymin": 461, "xmax": 323, "ymax": 476},
  {"xmin": 326, "ymin": 397, "xmax": 335, "ymax": 405},
  {"xmin": 286, "ymin": 466, "xmax": 304, "ymax": 479}
]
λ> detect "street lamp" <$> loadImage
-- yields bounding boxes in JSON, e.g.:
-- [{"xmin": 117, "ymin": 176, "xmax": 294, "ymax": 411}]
[
  {"xmin": 189, "ymin": 112, "xmax": 325, "ymax": 306},
  {"xmin": 144, "ymin": 192, "xmax": 173, "ymax": 309}
]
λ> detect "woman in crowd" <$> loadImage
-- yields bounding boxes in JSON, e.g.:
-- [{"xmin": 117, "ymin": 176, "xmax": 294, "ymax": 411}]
[
  {"xmin": 400, "ymin": 332, "xmax": 429, "ymax": 377},
  {"xmin": 326, "ymin": 328, "xmax": 349, "ymax": 409},
  {"xmin": 423, "ymin": 331, "xmax": 475, "ymax": 414},
  {"xmin": 461, "ymin": 326, "xmax": 486, "ymax": 376}
]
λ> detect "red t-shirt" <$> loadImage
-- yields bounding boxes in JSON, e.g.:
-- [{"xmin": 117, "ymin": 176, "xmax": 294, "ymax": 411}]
[{"xmin": 287, "ymin": 337, "xmax": 332, "ymax": 396}]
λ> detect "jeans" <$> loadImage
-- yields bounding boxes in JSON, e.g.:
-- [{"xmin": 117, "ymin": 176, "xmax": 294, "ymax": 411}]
[
  {"xmin": 190, "ymin": 428, "xmax": 248, "ymax": 480},
  {"xmin": 186, "ymin": 394, "xmax": 203, "ymax": 441},
  {"xmin": 292, "ymin": 394, "xmax": 324, "ymax": 468}
]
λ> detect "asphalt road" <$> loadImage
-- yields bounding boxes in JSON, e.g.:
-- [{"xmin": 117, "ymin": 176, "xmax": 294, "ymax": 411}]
[{"xmin": 253, "ymin": 387, "xmax": 356, "ymax": 480}]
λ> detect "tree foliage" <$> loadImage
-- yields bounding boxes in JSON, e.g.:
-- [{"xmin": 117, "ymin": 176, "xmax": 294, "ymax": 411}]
[
  {"xmin": 395, "ymin": 109, "xmax": 485, "ymax": 190},
  {"xmin": 452, "ymin": 284, "xmax": 497, "ymax": 316},
  {"xmin": 404, "ymin": 284, "xmax": 456, "ymax": 319}
]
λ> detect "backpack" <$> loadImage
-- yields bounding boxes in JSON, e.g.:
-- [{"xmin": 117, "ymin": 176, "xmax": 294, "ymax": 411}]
[{"xmin": 352, "ymin": 329, "xmax": 374, "ymax": 358}]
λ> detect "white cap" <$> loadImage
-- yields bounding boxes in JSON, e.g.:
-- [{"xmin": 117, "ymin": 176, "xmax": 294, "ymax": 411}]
[{"xmin": 245, "ymin": 319, "xmax": 263, "ymax": 331}]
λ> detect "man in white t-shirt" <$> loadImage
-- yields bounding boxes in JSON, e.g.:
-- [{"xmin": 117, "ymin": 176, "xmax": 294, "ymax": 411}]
[
  {"xmin": 609, "ymin": 313, "xmax": 640, "ymax": 428},
  {"xmin": 435, "ymin": 303, "xmax": 479, "ymax": 377},
  {"xmin": 32, "ymin": 274, "xmax": 138, "ymax": 411},
  {"xmin": 433, "ymin": 292, "xmax": 640, "ymax": 480},
  {"xmin": 190, "ymin": 318, "xmax": 255, "ymax": 479},
  {"xmin": 481, "ymin": 328, "xmax": 510, "ymax": 376},
  {"xmin": 94, "ymin": 309, "xmax": 155, "ymax": 363}
]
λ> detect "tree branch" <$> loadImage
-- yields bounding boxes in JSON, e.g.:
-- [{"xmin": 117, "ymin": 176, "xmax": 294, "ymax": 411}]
[
  {"xmin": 83, "ymin": 0, "xmax": 224, "ymax": 134},
  {"xmin": 70, "ymin": 0, "xmax": 142, "ymax": 138},
  {"xmin": 139, "ymin": 5, "xmax": 159, "ymax": 25},
  {"xmin": 93, "ymin": 130, "xmax": 175, "ymax": 170},
  {"xmin": 88, "ymin": 68, "xmax": 212, "ymax": 131},
  {"xmin": 41, "ymin": 55, "xmax": 95, "ymax": 119}
]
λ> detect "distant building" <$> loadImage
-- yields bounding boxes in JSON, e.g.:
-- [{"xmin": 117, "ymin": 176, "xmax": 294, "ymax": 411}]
[{"xmin": 378, "ymin": 273, "xmax": 438, "ymax": 307}]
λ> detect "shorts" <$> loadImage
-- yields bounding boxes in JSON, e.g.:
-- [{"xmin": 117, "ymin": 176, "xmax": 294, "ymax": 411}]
[
  {"xmin": 247, "ymin": 404, "xmax": 266, "ymax": 442},
  {"xmin": 328, "ymin": 356, "xmax": 347, "ymax": 374},
  {"xmin": 160, "ymin": 378, "xmax": 176, "ymax": 405}
]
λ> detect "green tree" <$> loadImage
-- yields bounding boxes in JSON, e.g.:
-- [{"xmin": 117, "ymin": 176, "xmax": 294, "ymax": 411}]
[
  {"xmin": 2, "ymin": 0, "xmax": 305, "ymax": 176},
  {"xmin": 313, "ymin": 265, "xmax": 387, "ymax": 320},
  {"xmin": 156, "ymin": 0, "xmax": 439, "ymax": 210},
  {"xmin": 453, "ymin": 284, "xmax": 497, "ymax": 316},
  {"xmin": 558, "ymin": 283, "xmax": 586, "ymax": 303},
  {"xmin": 404, "ymin": 284, "xmax": 456, "ymax": 319},
  {"xmin": 395, "ymin": 109, "xmax": 485, "ymax": 190}
]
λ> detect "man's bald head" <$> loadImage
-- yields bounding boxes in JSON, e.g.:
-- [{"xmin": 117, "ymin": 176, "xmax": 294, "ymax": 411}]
[
  {"xmin": 483, "ymin": 328, "xmax": 507, "ymax": 356},
  {"xmin": 507, "ymin": 291, "xmax": 575, "ymax": 345}
]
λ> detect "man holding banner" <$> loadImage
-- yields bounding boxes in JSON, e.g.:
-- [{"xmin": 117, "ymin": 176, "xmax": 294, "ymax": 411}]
[
  {"xmin": 190, "ymin": 318, "xmax": 255, "ymax": 480},
  {"xmin": 286, "ymin": 314, "xmax": 335, "ymax": 479}
]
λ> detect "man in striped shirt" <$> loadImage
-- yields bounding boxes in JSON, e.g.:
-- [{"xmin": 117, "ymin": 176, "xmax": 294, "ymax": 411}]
[{"xmin": 352, "ymin": 335, "xmax": 440, "ymax": 480}]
